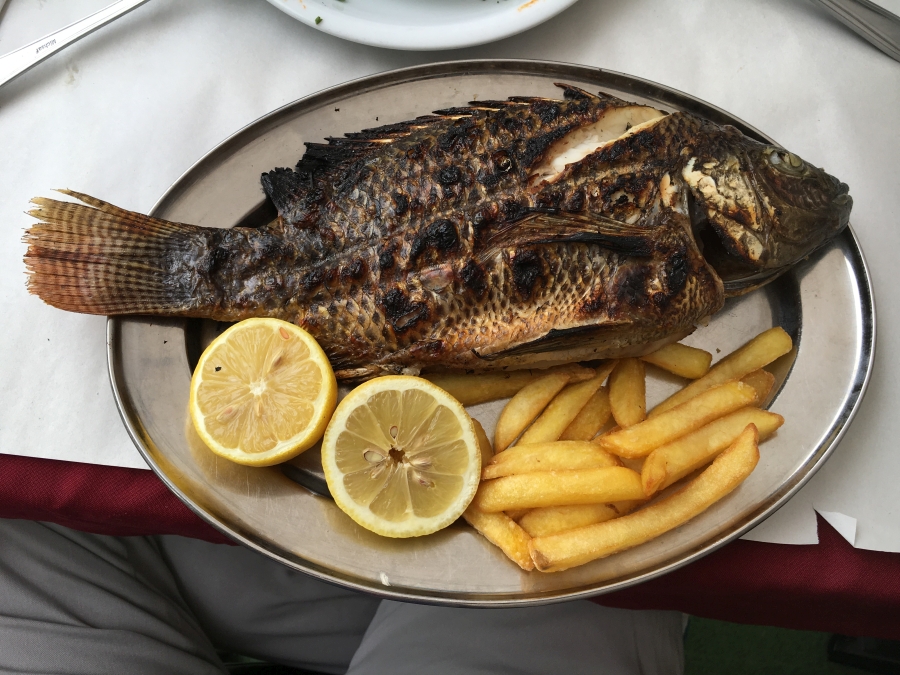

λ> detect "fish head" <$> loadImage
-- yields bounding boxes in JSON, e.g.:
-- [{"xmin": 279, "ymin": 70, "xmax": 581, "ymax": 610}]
[{"xmin": 682, "ymin": 127, "xmax": 851, "ymax": 294}]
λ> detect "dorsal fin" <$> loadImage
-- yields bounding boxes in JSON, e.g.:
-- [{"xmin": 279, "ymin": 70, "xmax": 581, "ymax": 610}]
[
  {"xmin": 554, "ymin": 83, "xmax": 601, "ymax": 101},
  {"xmin": 262, "ymin": 114, "xmax": 468, "ymax": 224},
  {"xmin": 259, "ymin": 88, "xmax": 625, "ymax": 226}
]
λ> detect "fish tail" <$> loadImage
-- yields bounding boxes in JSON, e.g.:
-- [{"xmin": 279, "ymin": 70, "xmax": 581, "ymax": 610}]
[{"xmin": 24, "ymin": 190, "xmax": 203, "ymax": 315}]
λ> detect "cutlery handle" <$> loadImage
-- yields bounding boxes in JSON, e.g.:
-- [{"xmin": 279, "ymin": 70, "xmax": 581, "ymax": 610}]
[
  {"xmin": 0, "ymin": 0, "xmax": 152, "ymax": 89},
  {"xmin": 817, "ymin": 0, "xmax": 900, "ymax": 62}
]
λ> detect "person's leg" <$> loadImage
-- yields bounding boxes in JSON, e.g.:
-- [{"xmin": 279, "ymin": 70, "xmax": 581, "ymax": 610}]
[
  {"xmin": 347, "ymin": 600, "xmax": 684, "ymax": 675},
  {"xmin": 0, "ymin": 518, "xmax": 381, "ymax": 675},
  {"xmin": 156, "ymin": 534, "xmax": 381, "ymax": 673},
  {"xmin": 0, "ymin": 517, "xmax": 682, "ymax": 674},
  {"xmin": 0, "ymin": 519, "xmax": 225, "ymax": 675}
]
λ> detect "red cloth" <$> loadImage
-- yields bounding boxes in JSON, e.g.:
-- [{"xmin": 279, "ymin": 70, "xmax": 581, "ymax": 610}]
[
  {"xmin": 0, "ymin": 453, "xmax": 229, "ymax": 543},
  {"xmin": 3, "ymin": 452, "xmax": 899, "ymax": 639},
  {"xmin": 597, "ymin": 517, "xmax": 900, "ymax": 640}
]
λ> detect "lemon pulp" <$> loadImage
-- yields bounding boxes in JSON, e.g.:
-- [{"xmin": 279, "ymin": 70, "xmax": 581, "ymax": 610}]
[
  {"xmin": 322, "ymin": 377, "xmax": 481, "ymax": 538},
  {"xmin": 190, "ymin": 318, "xmax": 336, "ymax": 466}
]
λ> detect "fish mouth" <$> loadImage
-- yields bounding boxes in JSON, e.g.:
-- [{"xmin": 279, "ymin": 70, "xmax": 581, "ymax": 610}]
[
  {"xmin": 834, "ymin": 186, "xmax": 852, "ymax": 207},
  {"xmin": 831, "ymin": 184, "xmax": 852, "ymax": 231}
]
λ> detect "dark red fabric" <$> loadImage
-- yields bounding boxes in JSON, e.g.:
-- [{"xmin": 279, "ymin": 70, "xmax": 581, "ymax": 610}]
[
  {"xmin": 0, "ymin": 453, "xmax": 229, "ymax": 544},
  {"xmin": 3, "ymin": 452, "xmax": 900, "ymax": 639},
  {"xmin": 597, "ymin": 512, "xmax": 900, "ymax": 640}
]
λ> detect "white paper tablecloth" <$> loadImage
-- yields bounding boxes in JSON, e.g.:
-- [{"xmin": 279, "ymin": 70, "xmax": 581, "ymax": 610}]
[{"xmin": 1, "ymin": 0, "xmax": 898, "ymax": 550}]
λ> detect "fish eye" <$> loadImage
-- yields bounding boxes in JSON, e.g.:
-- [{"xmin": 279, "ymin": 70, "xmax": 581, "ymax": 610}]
[{"xmin": 767, "ymin": 149, "xmax": 805, "ymax": 174}]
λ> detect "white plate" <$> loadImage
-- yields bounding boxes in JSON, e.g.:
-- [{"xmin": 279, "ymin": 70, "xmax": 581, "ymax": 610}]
[{"xmin": 264, "ymin": 0, "xmax": 582, "ymax": 51}]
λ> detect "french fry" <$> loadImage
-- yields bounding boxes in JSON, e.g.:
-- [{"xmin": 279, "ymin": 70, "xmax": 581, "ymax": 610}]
[
  {"xmin": 611, "ymin": 500, "xmax": 643, "ymax": 515},
  {"xmin": 529, "ymin": 424, "xmax": 760, "ymax": 572},
  {"xmin": 482, "ymin": 441, "xmax": 620, "ymax": 480},
  {"xmin": 489, "ymin": 441, "xmax": 620, "ymax": 468},
  {"xmin": 618, "ymin": 456, "xmax": 646, "ymax": 474},
  {"xmin": 596, "ymin": 381, "xmax": 758, "ymax": 458},
  {"xmin": 609, "ymin": 358, "xmax": 646, "ymax": 427},
  {"xmin": 560, "ymin": 385, "xmax": 612, "ymax": 441},
  {"xmin": 517, "ymin": 365, "xmax": 613, "ymax": 446},
  {"xmin": 642, "ymin": 407, "xmax": 784, "ymax": 495},
  {"xmin": 494, "ymin": 372, "xmax": 572, "ymax": 452},
  {"xmin": 640, "ymin": 342, "xmax": 713, "ymax": 379},
  {"xmin": 423, "ymin": 364, "xmax": 595, "ymax": 406},
  {"xmin": 518, "ymin": 504, "xmax": 618, "ymax": 538},
  {"xmin": 472, "ymin": 418, "xmax": 493, "ymax": 470},
  {"xmin": 741, "ymin": 370, "xmax": 776, "ymax": 404},
  {"xmin": 649, "ymin": 327, "xmax": 792, "ymax": 416},
  {"xmin": 473, "ymin": 466, "xmax": 645, "ymax": 513},
  {"xmin": 505, "ymin": 509, "xmax": 531, "ymax": 521},
  {"xmin": 463, "ymin": 506, "xmax": 534, "ymax": 571}
]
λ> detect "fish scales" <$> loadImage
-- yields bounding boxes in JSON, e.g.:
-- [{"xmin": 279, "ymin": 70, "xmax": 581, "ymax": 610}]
[{"xmin": 23, "ymin": 85, "xmax": 852, "ymax": 379}]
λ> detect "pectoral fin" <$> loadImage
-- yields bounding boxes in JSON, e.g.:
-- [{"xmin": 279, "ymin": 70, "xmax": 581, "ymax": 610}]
[
  {"xmin": 473, "ymin": 324, "xmax": 630, "ymax": 361},
  {"xmin": 477, "ymin": 211, "xmax": 658, "ymax": 265}
]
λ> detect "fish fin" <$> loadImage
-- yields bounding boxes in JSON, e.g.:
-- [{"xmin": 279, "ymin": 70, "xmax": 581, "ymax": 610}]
[
  {"xmin": 260, "ymin": 167, "xmax": 311, "ymax": 219},
  {"xmin": 302, "ymin": 115, "xmax": 448, "ymax": 167},
  {"xmin": 472, "ymin": 323, "xmax": 629, "ymax": 360},
  {"xmin": 261, "ymin": 90, "xmax": 585, "ymax": 219},
  {"xmin": 262, "ymin": 115, "xmax": 453, "ymax": 219},
  {"xmin": 333, "ymin": 365, "xmax": 388, "ymax": 382},
  {"xmin": 24, "ymin": 191, "xmax": 202, "ymax": 315},
  {"xmin": 554, "ymin": 83, "xmax": 602, "ymax": 101},
  {"xmin": 341, "ymin": 116, "xmax": 448, "ymax": 141},
  {"xmin": 478, "ymin": 211, "xmax": 658, "ymax": 264}
]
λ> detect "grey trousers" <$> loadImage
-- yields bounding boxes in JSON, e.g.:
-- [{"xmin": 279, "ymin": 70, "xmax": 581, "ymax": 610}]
[{"xmin": 0, "ymin": 519, "xmax": 684, "ymax": 674}]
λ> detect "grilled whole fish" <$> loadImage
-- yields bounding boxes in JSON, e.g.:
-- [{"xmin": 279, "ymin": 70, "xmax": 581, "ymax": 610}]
[{"xmin": 24, "ymin": 85, "xmax": 851, "ymax": 379}]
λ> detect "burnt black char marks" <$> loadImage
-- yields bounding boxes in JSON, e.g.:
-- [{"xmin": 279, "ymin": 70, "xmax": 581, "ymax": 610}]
[
  {"xmin": 340, "ymin": 258, "xmax": 367, "ymax": 282},
  {"xmin": 378, "ymin": 243, "xmax": 396, "ymax": 272},
  {"xmin": 518, "ymin": 127, "xmax": 573, "ymax": 172},
  {"xmin": 565, "ymin": 190, "xmax": 586, "ymax": 211},
  {"xmin": 300, "ymin": 267, "xmax": 324, "ymax": 292},
  {"xmin": 393, "ymin": 192, "xmax": 409, "ymax": 216},
  {"xmin": 614, "ymin": 264, "xmax": 652, "ymax": 309},
  {"xmin": 532, "ymin": 100, "xmax": 562, "ymax": 124},
  {"xmin": 410, "ymin": 220, "xmax": 459, "ymax": 266},
  {"xmin": 381, "ymin": 287, "xmax": 429, "ymax": 334},
  {"xmin": 438, "ymin": 116, "xmax": 478, "ymax": 153},
  {"xmin": 511, "ymin": 249, "xmax": 545, "ymax": 300},
  {"xmin": 663, "ymin": 247, "xmax": 689, "ymax": 298},
  {"xmin": 458, "ymin": 259, "xmax": 487, "ymax": 298}
]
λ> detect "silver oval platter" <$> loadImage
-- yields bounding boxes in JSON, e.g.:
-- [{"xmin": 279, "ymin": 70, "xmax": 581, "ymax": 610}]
[{"xmin": 108, "ymin": 60, "xmax": 875, "ymax": 605}]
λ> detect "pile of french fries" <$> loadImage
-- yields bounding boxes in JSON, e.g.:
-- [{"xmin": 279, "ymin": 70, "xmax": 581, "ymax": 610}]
[{"xmin": 426, "ymin": 326, "xmax": 793, "ymax": 573}]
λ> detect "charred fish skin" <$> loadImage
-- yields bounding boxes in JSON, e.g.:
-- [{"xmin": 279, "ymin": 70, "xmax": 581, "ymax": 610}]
[
  {"xmin": 24, "ymin": 85, "xmax": 851, "ymax": 379},
  {"xmin": 255, "ymin": 88, "xmax": 725, "ymax": 375},
  {"xmin": 259, "ymin": 86, "xmax": 634, "ymax": 260}
]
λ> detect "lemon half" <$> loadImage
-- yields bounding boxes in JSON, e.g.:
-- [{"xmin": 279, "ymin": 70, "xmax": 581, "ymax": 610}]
[
  {"xmin": 321, "ymin": 376, "xmax": 481, "ymax": 538},
  {"xmin": 189, "ymin": 318, "xmax": 337, "ymax": 466}
]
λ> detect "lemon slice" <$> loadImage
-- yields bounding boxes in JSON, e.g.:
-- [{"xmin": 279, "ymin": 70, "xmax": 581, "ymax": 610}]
[
  {"xmin": 189, "ymin": 318, "xmax": 337, "ymax": 466},
  {"xmin": 322, "ymin": 376, "xmax": 481, "ymax": 538}
]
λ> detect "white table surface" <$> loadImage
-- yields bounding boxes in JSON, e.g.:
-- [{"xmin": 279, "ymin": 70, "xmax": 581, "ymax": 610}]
[{"xmin": 1, "ymin": 0, "xmax": 897, "ymax": 550}]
